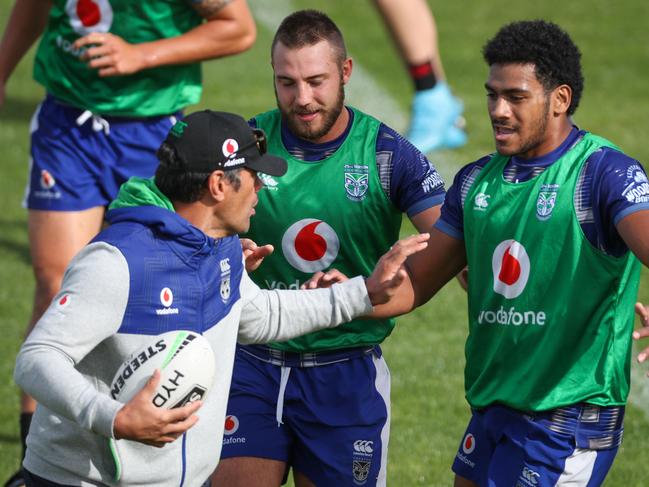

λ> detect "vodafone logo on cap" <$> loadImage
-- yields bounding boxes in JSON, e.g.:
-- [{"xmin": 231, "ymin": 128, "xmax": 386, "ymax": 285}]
[
  {"xmin": 224, "ymin": 415, "xmax": 239, "ymax": 435},
  {"xmin": 222, "ymin": 139, "xmax": 239, "ymax": 157},
  {"xmin": 462, "ymin": 433, "xmax": 476, "ymax": 454},
  {"xmin": 492, "ymin": 240, "xmax": 530, "ymax": 299},
  {"xmin": 281, "ymin": 219, "xmax": 340, "ymax": 273}
]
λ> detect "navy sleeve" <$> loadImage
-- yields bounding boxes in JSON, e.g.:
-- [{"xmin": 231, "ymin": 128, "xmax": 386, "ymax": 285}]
[
  {"xmin": 588, "ymin": 148, "xmax": 649, "ymax": 255},
  {"xmin": 376, "ymin": 124, "xmax": 445, "ymax": 216},
  {"xmin": 435, "ymin": 156, "xmax": 491, "ymax": 240}
]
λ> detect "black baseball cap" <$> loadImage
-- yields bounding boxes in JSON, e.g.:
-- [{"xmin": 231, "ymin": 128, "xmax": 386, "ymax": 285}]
[{"xmin": 164, "ymin": 110, "xmax": 287, "ymax": 177}]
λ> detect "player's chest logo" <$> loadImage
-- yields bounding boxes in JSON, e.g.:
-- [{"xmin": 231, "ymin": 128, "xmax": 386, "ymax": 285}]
[
  {"xmin": 282, "ymin": 219, "xmax": 340, "ymax": 273},
  {"xmin": 344, "ymin": 164, "xmax": 369, "ymax": 202},
  {"xmin": 492, "ymin": 240, "xmax": 530, "ymax": 299},
  {"xmin": 66, "ymin": 0, "xmax": 113, "ymax": 35},
  {"xmin": 536, "ymin": 184, "xmax": 559, "ymax": 221}
]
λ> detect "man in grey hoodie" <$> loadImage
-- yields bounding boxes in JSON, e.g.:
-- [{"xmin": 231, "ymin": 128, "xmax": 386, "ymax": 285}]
[{"xmin": 14, "ymin": 110, "xmax": 428, "ymax": 487}]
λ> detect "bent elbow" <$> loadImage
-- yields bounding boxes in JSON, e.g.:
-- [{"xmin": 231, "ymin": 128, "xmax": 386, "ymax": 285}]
[{"xmin": 233, "ymin": 21, "xmax": 257, "ymax": 53}]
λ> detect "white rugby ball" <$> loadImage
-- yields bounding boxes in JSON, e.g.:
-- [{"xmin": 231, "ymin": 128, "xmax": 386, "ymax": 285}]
[{"xmin": 110, "ymin": 330, "xmax": 215, "ymax": 409}]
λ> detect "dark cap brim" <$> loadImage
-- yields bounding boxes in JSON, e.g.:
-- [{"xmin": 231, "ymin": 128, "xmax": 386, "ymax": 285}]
[{"xmin": 246, "ymin": 153, "xmax": 288, "ymax": 177}]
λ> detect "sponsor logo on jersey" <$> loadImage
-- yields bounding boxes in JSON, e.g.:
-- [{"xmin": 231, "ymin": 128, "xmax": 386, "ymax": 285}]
[
  {"xmin": 474, "ymin": 192, "xmax": 490, "ymax": 210},
  {"xmin": 422, "ymin": 164, "xmax": 444, "ymax": 193},
  {"xmin": 265, "ymin": 279, "xmax": 301, "ymax": 290},
  {"xmin": 156, "ymin": 287, "xmax": 179, "ymax": 315},
  {"xmin": 282, "ymin": 219, "xmax": 340, "ymax": 273},
  {"xmin": 224, "ymin": 415, "xmax": 240, "ymax": 435},
  {"xmin": 622, "ymin": 164, "xmax": 649, "ymax": 203},
  {"xmin": 492, "ymin": 240, "xmax": 530, "ymax": 299},
  {"xmin": 478, "ymin": 241, "xmax": 547, "ymax": 326},
  {"xmin": 40, "ymin": 170, "xmax": 56, "ymax": 190},
  {"xmin": 222, "ymin": 414, "xmax": 247, "ymax": 445},
  {"xmin": 519, "ymin": 466, "xmax": 540, "ymax": 486},
  {"xmin": 536, "ymin": 184, "xmax": 559, "ymax": 220},
  {"xmin": 477, "ymin": 306, "xmax": 546, "ymax": 326},
  {"xmin": 352, "ymin": 440, "xmax": 374, "ymax": 484},
  {"xmin": 344, "ymin": 164, "xmax": 369, "ymax": 201},
  {"xmin": 353, "ymin": 440, "xmax": 374, "ymax": 454},
  {"xmin": 33, "ymin": 169, "xmax": 62, "ymax": 200},
  {"xmin": 66, "ymin": 0, "xmax": 113, "ymax": 36},
  {"xmin": 462, "ymin": 434, "xmax": 475, "ymax": 454},
  {"xmin": 57, "ymin": 294, "xmax": 71, "ymax": 309},
  {"xmin": 219, "ymin": 258, "xmax": 231, "ymax": 302},
  {"xmin": 455, "ymin": 452, "xmax": 476, "ymax": 468},
  {"xmin": 259, "ymin": 173, "xmax": 279, "ymax": 191}
]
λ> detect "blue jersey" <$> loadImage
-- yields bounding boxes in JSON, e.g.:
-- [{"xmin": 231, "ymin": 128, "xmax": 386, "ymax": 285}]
[
  {"xmin": 251, "ymin": 107, "xmax": 445, "ymax": 216},
  {"xmin": 437, "ymin": 127, "xmax": 649, "ymax": 256}
]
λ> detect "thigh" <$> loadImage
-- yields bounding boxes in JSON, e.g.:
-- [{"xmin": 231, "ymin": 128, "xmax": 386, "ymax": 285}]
[
  {"xmin": 212, "ymin": 457, "xmax": 287, "ymax": 487},
  {"xmin": 289, "ymin": 352, "xmax": 391, "ymax": 487},
  {"xmin": 27, "ymin": 208, "xmax": 104, "ymax": 324},
  {"xmin": 28, "ymin": 208, "xmax": 104, "ymax": 278}
]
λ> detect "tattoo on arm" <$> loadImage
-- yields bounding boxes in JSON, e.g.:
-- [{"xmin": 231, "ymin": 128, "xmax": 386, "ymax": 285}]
[{"xmin": 188, "ymin": 0, "xmax": 233, "ymax": 18}]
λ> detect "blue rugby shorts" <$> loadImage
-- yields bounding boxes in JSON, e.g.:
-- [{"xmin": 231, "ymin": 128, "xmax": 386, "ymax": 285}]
[
  {"xmin": 220, "ymin": 344, "xmax": 391, "ymax": 486},
  {"xmin": 452, "ymin": 403, "xmax": 624, "ymax": 487},
  {"xmin": 24, "ymin": 95, "xmax": 179, "ymax": 211}
]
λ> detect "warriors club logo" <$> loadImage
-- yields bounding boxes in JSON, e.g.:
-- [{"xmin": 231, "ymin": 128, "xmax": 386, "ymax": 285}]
[
  {"xmin": 462, "ymin": 433, "xmax": 476, "ymax": 454},
  {"xmin": 492, "ymin": 240, "xmax": 530, "ymax": 299},
  {"xmin": 281, "ymin": 219, "xmax": 340, "ymax": 273}
]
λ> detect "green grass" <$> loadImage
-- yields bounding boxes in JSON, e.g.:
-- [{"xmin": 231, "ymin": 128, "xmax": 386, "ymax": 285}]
[{"xmin": 1, "ymin": 0, "xmax": 649, "ymax": 484}]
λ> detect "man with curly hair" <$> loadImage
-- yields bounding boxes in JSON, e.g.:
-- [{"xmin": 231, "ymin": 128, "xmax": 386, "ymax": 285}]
[{"xmin": 322, "ymin": 20, "xmax": 649, "ymax": 486}]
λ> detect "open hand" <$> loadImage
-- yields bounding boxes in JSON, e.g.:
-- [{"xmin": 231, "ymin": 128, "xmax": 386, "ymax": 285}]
[{"xmin": 366, "ymin": 233, "xmax": 429, "ymax": 306}]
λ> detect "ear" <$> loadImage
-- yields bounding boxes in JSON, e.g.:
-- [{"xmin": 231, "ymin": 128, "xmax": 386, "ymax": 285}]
[
  {"xmin": 341, "ymin": 57, "xmax": 353, "ymax": 85},
  {"xmin": 206, "ymin": 171, "xmax": 227, "ymax": 203},
  {"xmin": 552, "ymin": 84, "xmax": 572, "ymax": 116}
]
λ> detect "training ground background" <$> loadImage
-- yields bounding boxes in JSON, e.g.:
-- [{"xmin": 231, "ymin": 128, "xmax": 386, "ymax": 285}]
[{"xmin": 1, "ymin": 0, "xmax": 648, "ymax": 484}]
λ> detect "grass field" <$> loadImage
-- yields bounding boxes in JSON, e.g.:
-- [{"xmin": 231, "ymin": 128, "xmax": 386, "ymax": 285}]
[{"xmin": 1, "ymin": 0, "xmax": 649, "ymax": 485}]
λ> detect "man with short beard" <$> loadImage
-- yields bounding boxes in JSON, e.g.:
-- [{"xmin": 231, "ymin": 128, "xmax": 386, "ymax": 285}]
[{"xmin": 213, "ymin": 9, "xmax": 445, "ymax": 487}]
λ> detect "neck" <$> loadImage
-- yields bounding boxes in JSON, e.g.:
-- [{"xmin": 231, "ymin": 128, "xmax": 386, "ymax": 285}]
[
  {"xmin": 174, "ymin": 201, "xmax": 228, "ymax": 239},
  {"xmin": 520, "ymin": 116, "xmax": 574, "ymax": 160}
]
